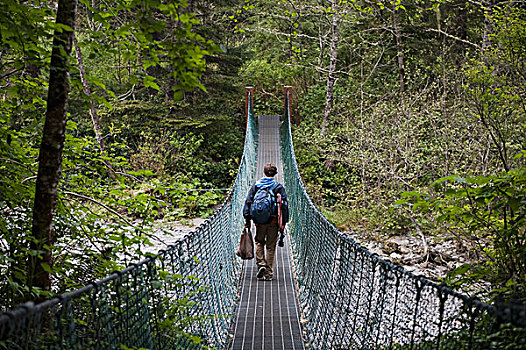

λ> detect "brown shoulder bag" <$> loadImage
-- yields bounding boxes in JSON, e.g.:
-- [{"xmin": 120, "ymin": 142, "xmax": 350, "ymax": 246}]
[{"xmin": 236, "ymin": 227, "xmax": 254, "ymax": 260}]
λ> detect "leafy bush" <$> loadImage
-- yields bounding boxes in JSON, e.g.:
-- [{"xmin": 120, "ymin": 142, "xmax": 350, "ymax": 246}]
[
  {"xmin": 99, "ymin": 100, "xmax": 243, "ymax": 188},
  {"xmin": 397, "ymin": 161, "xmax": 526, "ymax": 300}
]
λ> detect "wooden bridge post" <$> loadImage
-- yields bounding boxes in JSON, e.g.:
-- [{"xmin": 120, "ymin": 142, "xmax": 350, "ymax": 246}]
[
  {"xmin": 283, "ymin": 86, "xmax": 292, "ymax": 124},
  {"xmin": 245, "ymin": 86, "xmax": 254, "ymax": 127}
]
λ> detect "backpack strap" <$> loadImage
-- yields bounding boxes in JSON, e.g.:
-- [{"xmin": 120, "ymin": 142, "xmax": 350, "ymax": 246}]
[
  {"xmin": 270, "ymin": 182, "xmax": 279, "ymax": 215},
  {"xmin": 253, "ymin": 181, "xmax": 279, "ymax": 200}
]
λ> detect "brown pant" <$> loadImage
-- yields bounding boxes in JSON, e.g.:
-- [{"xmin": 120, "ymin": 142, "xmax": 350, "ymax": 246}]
[{"xmin": 254, "ymin": 219, "xmax": 279, "ymax": 278}]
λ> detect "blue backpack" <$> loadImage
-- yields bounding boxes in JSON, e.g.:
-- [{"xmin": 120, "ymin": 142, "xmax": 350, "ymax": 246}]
[{"xmin": 250, "ymin": 183, "xmax": 278, "ymax": 224}]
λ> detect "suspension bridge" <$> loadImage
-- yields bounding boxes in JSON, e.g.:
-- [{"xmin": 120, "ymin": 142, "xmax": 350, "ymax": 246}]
[{"xmin": 1, "ymin": 87, "xmax": 525, "ymax": 349}]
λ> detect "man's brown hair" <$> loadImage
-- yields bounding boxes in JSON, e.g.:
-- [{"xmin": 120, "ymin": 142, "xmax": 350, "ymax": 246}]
[{"xmin": 263, "ymin": 163, "xmax": 277, "ymax": 177}]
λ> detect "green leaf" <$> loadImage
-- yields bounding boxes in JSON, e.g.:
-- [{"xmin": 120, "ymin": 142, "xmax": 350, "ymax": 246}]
[
  {"xmin": 144, "ymin": 80, "xmax": 160, "ymax": 91},
  {"xmin": 448, "ymin": 264, "xmax": 471, "ymax": 277},
  {"xmin": 40, "ymin": 263, "xmax": 53, "ymax": 273},
  {"xmin": 126, "ymin": 169, "xmax": 155, "ymax": 176},
  {"xmin": 173, "ymin": 90, "xmax": 184, "ymax": 100}
]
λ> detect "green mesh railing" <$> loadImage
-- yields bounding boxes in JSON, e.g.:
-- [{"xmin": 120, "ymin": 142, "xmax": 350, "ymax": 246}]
[
  {"xmin": 0, "ymin": 93, "xmax": 257, "ymax": 350},
  {"xmin": 280, "ymin": 89, "xmax": 526, "ymax": 349}
]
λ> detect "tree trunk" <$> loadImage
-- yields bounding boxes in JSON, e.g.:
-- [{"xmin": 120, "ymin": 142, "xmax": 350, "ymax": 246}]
[
  {"xmin": 29, "ymin": 0, "xmax": 78, "ymax": 299},
  {"xmin": 73, "ymin": 35, "xmax": 115, "ymax": 178},
  {"xmin": 393, "ymin": 6, "xmax": 405, "ymax": 93},
  {"xmin": 321, "ymin": 0, "xmax": 339, "ymax": 138},
  {"xmin": 73, "ymin": 36, "xmax": 104, "ymax": 150},
  {"xmin": 482, "ymin": 4, "xmax": 493, "ymax": 53}
]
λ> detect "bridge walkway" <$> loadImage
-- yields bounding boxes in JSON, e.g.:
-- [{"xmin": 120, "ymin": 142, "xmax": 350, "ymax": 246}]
[{"xmin": 230, "ymin": 115, "xmax": 305, "ymax": 350}]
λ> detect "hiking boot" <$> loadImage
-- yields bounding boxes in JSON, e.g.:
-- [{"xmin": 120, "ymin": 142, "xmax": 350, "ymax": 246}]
[
  {"xmin": 257, "ymin": 266, "xmax": 266, "ymax": 279},
  {"xmin": 264, "ymin": 275, "xmax": 273, "ymax": 281}
]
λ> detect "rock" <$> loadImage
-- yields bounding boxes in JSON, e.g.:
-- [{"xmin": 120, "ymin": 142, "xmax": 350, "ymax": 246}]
[
  {"xmin": 389, "ymin": 252, "xmax": 403, "ymax": 261},
  {"xmin": 343, "ymin": 228, "xmax": 480, "ymax": 290},
  {"xmin": 370, "ymin": 247, "xmax": 384, "ymax": 256},
  {"xmin": 404, "ymin": 265, "xmax": 416, "ymax": 272},
  {"xmin": 399, "ymin": 245, "xmax": 411, "ymax": 254},
  {"xmin": 382, "ymin": 241, "xmax": 400, "ymax": 254}
]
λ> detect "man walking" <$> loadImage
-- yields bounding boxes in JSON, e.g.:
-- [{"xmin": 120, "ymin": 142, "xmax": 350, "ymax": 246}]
[{"xmin": 243, "ymin": 163, "xmax": 289, "ymax": 280}]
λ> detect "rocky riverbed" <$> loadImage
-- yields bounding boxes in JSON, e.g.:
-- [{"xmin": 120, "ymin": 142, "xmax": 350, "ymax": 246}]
[
  {"xmin": 344, "ymin": 230, "xmax": 490, "ymax": 295},
  {"xmin": 142, "ymin": 218, "xmax": 206, "ymax": 255}
]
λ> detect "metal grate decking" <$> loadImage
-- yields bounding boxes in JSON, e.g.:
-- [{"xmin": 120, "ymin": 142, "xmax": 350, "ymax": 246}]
[{"xmin": 230, "ymin": 115, "xmax": 305, "ymax": 350}]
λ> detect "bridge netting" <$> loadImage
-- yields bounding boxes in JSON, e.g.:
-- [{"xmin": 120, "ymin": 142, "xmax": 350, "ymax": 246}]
[
  {"xmin": 0, "ymin": 94, "xmax": 257, "ymax": 350},
  {"xmin": 1, "ymin": 87, "xmax": 525, "ymax": 349},
  {"xmin": 280, "ymin": 89, "xmax": 525, "ymax": 349}
]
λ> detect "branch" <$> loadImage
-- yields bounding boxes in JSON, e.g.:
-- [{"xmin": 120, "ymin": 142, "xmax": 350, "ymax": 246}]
[
  {"xmin": 241, "ymin": 26, "xmax": 319, "ymax": 41},
  {"xmin": 113, "ymin": 170, "xmax": 140, "ymax": 181},
  {"xmin": 162, "ymin": 187, "xmax": 229, "ymax": 192},
  {"xmin": 63, "ymin": 191, "xmax": 138, "ymax": 228},
  {"xmin": 0, "ymin": 68, "xmax": 23, "ymax": 80},
  {"xmin": 426, "ymin": 28, "xmax": 480, "ymax": 49},
  {"xmin": 466, "ymin": 0, "xmax": 486, "ymax": 7},
  {"xmin": 59, "ymin": 197, "xmax": 110, "ymax": 256},
  {"xmin": 21, "ymin": 176, "xmax": 37, "ymax": 184},
  {"xmin": 363, "ymin": 47, "xmax": 385, "ymax": 86},
  {"xmin": 116, "ymin": 84, "xmax": 136, "ymax": 101},
  {"xmin": 60, "ymin": 194, "xmax": 173, "ymax": 248},
  {"xmin": 410, "ymin": 215, "xmax": 429, "ymax": 263},
  {"xmin": 0, "ymin": 157, "xmax": 36, "ymax": 174}
]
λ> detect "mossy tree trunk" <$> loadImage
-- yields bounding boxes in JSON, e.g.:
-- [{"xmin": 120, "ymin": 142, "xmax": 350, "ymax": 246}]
[{"xmin": 29, "ymin": 0, "xmax": 78, "ymax": 300}]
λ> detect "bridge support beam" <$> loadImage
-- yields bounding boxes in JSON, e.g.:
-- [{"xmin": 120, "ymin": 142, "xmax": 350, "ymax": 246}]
[
  {"xmin": 283, "ymin": 86, "xmax": 292, "ymax": 123},
  {"xmin": 245, "ymin": 86, "xmax": 254, "ymax": 126}
]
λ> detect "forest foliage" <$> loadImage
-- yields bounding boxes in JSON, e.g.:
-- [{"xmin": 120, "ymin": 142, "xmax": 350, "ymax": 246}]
[
  {"xmin": 232, "ymin": 0, "xmax": 525, "ymax": 301},
  {"xmin": 0, "ymin": 0, "xmax": 525, "ymax": 312},
  {"xmin": 0, "ymin": 0, "xmax": 246, "ymax": 308}
]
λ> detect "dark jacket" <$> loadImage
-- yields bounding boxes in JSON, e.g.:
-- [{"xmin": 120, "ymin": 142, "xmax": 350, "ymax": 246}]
[{"xmin": 243, "ymin": 177, "xmax": 289, "ymax": 225}]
